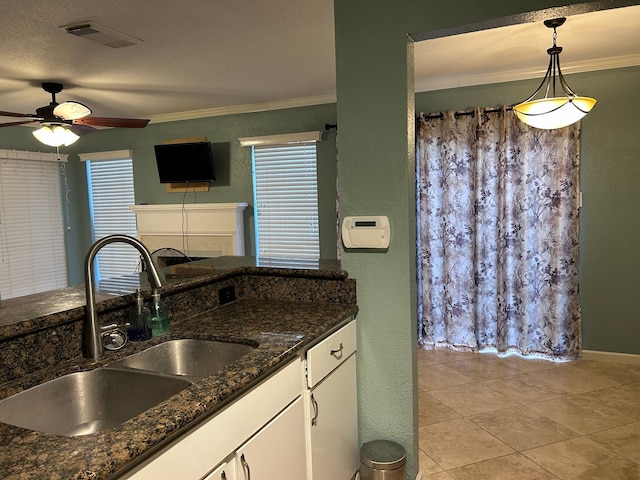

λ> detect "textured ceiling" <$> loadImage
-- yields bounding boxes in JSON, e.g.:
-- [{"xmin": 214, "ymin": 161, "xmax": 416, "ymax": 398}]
[
  {"xmin": 414, "ymin": 6, "xmax": 640, "ymax": 92},
  {"xmin": 0, "ymin": 2, "xmax": 638, "ymax": 125},
  {"xmin": 0, "ymin": 0, "xmax": 337, "ymax": 122}
]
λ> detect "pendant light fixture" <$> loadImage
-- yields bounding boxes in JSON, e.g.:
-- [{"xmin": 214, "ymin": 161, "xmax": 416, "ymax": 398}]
[{"xmin": 513, "ymin": 17, "xmax": 596, "ymax": 129}]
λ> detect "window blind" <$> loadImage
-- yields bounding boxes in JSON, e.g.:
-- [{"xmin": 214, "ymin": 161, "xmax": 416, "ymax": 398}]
[
  {"xmin": 86, "ymin": 155, "xmax": 139, "ymax": 281},
  {"xmin": 0, "ymin": 152, "xmax": 68, "ymax": 299},
  {"xmin": 252, "ymin": 143, "xmax": 319, "ymax": 260}
]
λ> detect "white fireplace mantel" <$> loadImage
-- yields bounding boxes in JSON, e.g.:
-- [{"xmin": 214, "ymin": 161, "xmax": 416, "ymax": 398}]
[{"xmin": 130, "ymin": 203, "xmax": 248, "ymax": 257}]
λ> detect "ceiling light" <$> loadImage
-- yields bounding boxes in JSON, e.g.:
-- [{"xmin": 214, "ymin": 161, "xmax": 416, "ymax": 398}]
[
  {"xmin": 33, "ymin": 125, "xmax": 79, "ymax": 147},
  {"xmin": 513, "ymin": 17, "xmax": 596, "ymax": 129}
]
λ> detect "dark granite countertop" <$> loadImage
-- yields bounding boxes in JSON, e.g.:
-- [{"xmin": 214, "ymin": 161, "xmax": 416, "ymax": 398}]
[
  {"xmin": 0, "ymin": 256, "xmax": 346, "ymax": 340},
  {"xmin": 0, "ymin": 298, "xmax": 357, "ymax": 479}
]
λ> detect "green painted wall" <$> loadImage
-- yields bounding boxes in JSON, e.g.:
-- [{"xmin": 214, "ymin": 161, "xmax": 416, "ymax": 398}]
[
  {"xmin": 575, "ymin": 67, "xmax": 640, "ymax": 355},
  {"xmin": 333, "ymin": 1, "xmax": 637, "ymax": 477},
  {"xmin": 415, "ymin": 66, "xmax": 640, "ymax": 357},
  {"xmin": 0, "ymin": 104, "xmax": 338, "ymax": 285}
]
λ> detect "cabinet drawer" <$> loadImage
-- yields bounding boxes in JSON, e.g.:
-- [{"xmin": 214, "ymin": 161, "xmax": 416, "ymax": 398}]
[{"xmin": 306, "ymin": 320, "xmax": 356, "ymax": 388}]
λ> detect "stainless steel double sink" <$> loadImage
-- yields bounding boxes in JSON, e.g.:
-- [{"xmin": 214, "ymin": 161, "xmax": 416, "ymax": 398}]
[{"xmin": 0, "ymin": 339, "xmax": 255, "ymax": 437}]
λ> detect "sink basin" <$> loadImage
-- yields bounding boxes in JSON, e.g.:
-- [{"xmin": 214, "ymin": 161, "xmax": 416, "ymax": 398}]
[
  {"xmin": 108, "ymin": 339, "xmax": 255, "ymax": 380},
  {"xmin": 0, "ymin": 368, "xmax": 191, "ymax": 437},
  {"xmin": 0, "ymin": 339, "xmax": 255, "ymax": 437}
]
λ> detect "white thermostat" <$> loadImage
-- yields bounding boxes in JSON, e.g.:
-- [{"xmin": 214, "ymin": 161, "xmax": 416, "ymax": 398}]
[{"xmin": 341, "ymin": 216, "xmax": 390, "ymax": 249}]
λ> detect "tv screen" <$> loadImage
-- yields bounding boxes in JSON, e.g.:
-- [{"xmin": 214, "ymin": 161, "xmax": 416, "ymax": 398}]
[{"xmin": 154, "ymin": 141, "xmax": 216, "ymax": 183}]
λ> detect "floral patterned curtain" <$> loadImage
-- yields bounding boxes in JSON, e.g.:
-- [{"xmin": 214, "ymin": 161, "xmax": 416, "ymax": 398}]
[{"xmin": 416, "ymin": 107, "xmax": 581, "ymax": 360}]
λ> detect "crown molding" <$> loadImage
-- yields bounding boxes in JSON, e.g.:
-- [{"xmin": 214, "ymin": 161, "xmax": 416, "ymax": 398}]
[
  {"xmin": 144, "ymin": 56, "xmax": 640, "ymax": 122},
  {"xmin": 415, "ymin": 54, "xmax": 640, "ymax": 92},
  {"xmin": 149, "ymin": 94, "xmax": 336, "ymax": 124}
]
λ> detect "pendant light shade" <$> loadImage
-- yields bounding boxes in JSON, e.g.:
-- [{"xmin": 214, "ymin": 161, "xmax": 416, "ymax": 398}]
[
  {"xmin": 514, "ymin": 96, "xmax": 596, "ymax": 130},
  {"xmin": 33, "ymin": 124, "xmax": 80, "ymax": 147},
  {"xmin": 514, "ymin": 17, "xmax": 596, "ymax": 130}
]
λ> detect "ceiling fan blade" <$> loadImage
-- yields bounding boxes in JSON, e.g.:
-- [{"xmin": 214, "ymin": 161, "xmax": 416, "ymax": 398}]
[
  {"xmin": 73, "ymin": 116, "xmax": 150, "ymax": 128},
  {"xmin": 70, "ymin": 124, "xmax": 98, "ymax": 136},
  {"xmin": 0, "ymin": 119, "xmax": 38, "ymax": 127},
  {"xmin": 53, "ymin": 101, "xmax": 92, "ymax": 121},
  {"xmin": 0, "ymin": 110, "xmax": 39, "ymax": 119}
]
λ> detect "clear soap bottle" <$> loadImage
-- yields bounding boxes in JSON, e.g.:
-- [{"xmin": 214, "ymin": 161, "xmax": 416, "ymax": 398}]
[
  {"xmin": 150, "ymin": 289, "xmax": 169, "ymax": 336},
  {"xmin": 129, "ymin": 289, "xmax": 152, "ymax": 342}
]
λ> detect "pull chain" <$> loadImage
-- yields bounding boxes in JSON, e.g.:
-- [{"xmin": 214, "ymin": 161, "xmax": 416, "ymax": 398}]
[{"xmin": 56, "ymin": 145, "xmax": 72, "ymax": 230}]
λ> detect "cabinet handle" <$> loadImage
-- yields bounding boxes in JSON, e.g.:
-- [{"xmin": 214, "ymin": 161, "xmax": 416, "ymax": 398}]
[
  {"xmin": 311, "ymin": 393, "xmax": 319, "ymax": 426},
  {"xmin": 330, "ymin": 342, "xmax": 344, "ymax": 357},
  {"xmin": 240, "ymin": 453, "xmax": 251, "ymax": 480},
  {"xmin": 221, "ymin": 473, "xmax": 227, "ymax": 480}
]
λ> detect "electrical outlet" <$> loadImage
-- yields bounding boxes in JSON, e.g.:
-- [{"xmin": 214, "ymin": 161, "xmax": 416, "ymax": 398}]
[{"xmin": 219, "ymin": 285, "xmax": 236, "ymax": 305}]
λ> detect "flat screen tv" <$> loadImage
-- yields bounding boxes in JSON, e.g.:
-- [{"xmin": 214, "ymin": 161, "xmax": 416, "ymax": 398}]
[{"xmin": 154, "ymin": 141, "xmax": 216, "ymax": 183}]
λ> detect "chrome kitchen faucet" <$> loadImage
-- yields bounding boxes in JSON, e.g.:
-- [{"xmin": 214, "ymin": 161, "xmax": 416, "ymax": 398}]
[{"xmin": 84, "ymin": 235, "xmax": 165, "ymax": 361}]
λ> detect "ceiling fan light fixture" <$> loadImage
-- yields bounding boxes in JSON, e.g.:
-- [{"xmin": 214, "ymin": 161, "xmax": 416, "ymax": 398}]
[
  {"xmin": 1, "ymin": 81, "xmax": 149, "ymax": 136},
  {"xmin": 513, "ymin": 17, "xmax": 596, "ymax": 129},
  {"xmin": 33, "ymin": 125, "xmax": 80, "ymax": 147}
]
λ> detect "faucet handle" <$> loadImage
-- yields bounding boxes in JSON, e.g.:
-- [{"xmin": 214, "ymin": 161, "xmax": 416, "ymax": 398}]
[
  {"xmin": 102, "ymin": 328, "xmax": 128, "ymax": 351},
  {"xmin": 101, "ymin": 322, "xmax": 130, "ymax": 332}
]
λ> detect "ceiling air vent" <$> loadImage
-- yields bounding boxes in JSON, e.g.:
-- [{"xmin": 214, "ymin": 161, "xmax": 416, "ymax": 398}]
[{"xmin": 61, "ymin": 21, "xmax": 142, "ymax": 49}]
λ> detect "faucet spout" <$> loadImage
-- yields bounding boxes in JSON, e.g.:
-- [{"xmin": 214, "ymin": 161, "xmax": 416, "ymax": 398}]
[{"xmin": 84, "ymin": 234, "xmax": 166, "ymax": 361}]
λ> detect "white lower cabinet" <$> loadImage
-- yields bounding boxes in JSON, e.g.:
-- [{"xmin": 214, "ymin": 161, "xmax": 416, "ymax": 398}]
[
  {"xmin": 237, "ymin": 398, "xmax": 306, "ymax": 479},
  {"xmin": 117, "ymin": 320, "xmax": 359, "ymax": 480},
  {"xmin": 204, "ymin": 398, "xmax": 306, "ymax": 480},
  {"xmin": 306, "ymin": 355, "xmax": 358, "ymax": 480},
  {"xmin": 204, "ymin": 462, "xmax": 233, "ymax": 480},
  {"xmin": 118, "ymin": 359, "xmax": 304, "ymax": 480},
  {"xmin": 304, "ymin": 321, "xmax": 358, "ymax": 480}
]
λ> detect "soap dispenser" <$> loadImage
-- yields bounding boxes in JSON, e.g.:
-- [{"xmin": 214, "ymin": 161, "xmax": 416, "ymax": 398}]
[
  {"xmin": 150, "ymin": 289, "xmax": 169, "ymax": 336},
  {"xmin": 129, "ymin": 288, "xmax": 152, "ymax": 341}
]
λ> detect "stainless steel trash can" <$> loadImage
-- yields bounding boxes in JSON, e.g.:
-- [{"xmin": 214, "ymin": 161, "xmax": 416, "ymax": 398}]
[{"xmin": 360, "ymin": 440, "xmax": 406, "ymax": 480}]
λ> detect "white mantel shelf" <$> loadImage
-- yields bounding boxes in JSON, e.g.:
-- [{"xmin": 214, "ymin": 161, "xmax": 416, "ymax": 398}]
[{"xmin": 130, "ymin": 203, "xmax": 248, "ymax": 257}]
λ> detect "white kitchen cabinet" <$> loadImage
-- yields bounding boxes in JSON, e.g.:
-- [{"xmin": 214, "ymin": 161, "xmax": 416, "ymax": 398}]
[
  {"xmin": 234, "ymin": 397, "xmax": 306, "ymax": 479},
  {"xmin": 118, "ymin": 358, "xmax": 303, "ymax": 480},
  {"xmin": 117, "ymin": 319, "xmax": 358, "ymax": 480},
  {"xmin": 203, "ymin": 398, "xmax": 305, "ymax": 480},
  {"xmin": 304, "ymin": 320, "xmax": 358, "ymax": 480},
  {"xmin": 203, "ymin": 461, "xmax": 233, "ymax": 480}
]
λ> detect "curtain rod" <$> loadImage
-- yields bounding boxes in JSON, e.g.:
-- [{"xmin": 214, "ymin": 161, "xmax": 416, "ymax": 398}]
[{"xmin": 420, "ymin": 106, "xmax": 513, "ymax": 120}]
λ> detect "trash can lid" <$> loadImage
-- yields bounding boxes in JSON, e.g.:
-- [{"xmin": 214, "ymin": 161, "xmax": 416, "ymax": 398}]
[{"xmin": 360, "ymin": 440, "xmax": 407, "ymax": 470}]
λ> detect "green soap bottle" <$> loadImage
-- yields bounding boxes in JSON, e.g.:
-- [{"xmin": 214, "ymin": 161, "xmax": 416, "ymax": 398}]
[{"xmin": 150, "ymin": 289, "xmax": 169, "ymax": 336}]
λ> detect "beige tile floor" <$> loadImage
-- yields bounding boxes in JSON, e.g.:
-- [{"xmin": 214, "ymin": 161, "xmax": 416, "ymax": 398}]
[{"xmin": 417, "ymin": 348, "xmax": 640, "ymax": 479}]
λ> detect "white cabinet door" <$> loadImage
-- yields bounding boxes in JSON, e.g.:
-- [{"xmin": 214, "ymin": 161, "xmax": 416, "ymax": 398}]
[
  {"xmin": 118, "ymin": 359, "xmax": 302, "ymax": 480},
  {"xmin": 236, "ymin": 397, "xmax": 306, "ymax": 480},
  {"xmin": 202, "ymin": 461, "xmax": 234, "ymax": 480},
  {"xmin": 307, "ymin": 354, "xmax": 358, "ymax": 480}
]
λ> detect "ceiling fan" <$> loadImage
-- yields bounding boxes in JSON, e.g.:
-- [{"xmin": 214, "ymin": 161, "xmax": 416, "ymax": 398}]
[{"xmin": 0, "ymin": 82, "xmax": 149, "ymax": 146}]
